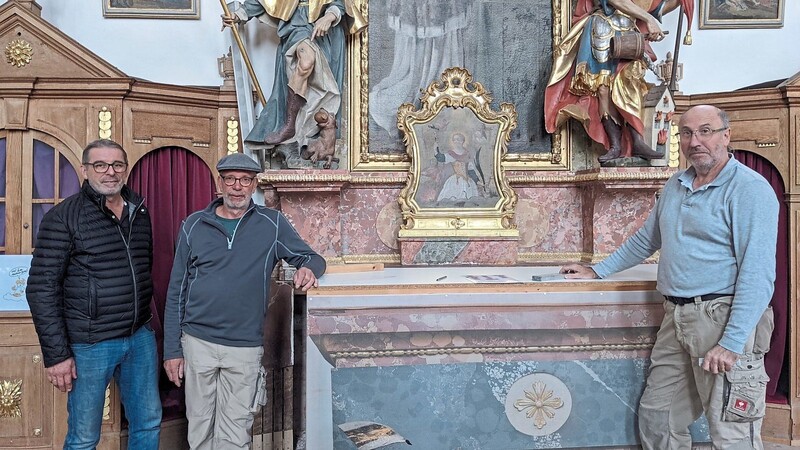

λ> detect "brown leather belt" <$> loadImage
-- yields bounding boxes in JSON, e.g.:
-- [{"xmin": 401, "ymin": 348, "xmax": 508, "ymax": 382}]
[{"xmin": 664, "ymin": 294, "xmax": 731, "ymax": 306}]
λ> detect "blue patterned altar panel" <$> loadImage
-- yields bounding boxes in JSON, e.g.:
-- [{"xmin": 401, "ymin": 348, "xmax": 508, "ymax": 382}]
[{"xmin": 331, "ymin": 359, "xmax": 709, "ymax": 449}]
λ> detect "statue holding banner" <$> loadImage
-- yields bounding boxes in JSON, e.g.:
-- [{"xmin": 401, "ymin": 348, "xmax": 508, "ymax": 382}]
[{"xmin": 545, "ymin": 0, "xmax": 693, "ymax": 164}]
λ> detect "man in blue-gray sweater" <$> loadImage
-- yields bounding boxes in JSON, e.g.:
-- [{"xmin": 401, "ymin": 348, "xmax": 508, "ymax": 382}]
[
  {"xmin": 163, "ymin": 153, "xmax": 326, "ymax": 449},
  {"xmin": 561, "ymin": 105, "xmax": 778, "ymax": 449}
]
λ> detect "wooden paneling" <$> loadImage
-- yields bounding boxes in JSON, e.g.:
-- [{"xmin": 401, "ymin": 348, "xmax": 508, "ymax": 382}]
[{"xmin": 0, "ymin": 315, "xmax": 51, "ymax": 448}]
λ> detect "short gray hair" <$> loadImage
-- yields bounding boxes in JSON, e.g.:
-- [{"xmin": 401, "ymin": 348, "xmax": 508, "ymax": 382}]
[{"xmin": 82, "ymin": 139, "xmax": 127, "ymax": 164}]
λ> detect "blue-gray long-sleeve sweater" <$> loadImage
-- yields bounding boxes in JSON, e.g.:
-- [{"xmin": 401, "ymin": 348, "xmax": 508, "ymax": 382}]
[
  {"xmin": 163, "ymin": 198, "xmax": 326, "ymax": 360},
  {"xmin": 593, "ymin": 156, "xmax": 778, "ymax": 354}
]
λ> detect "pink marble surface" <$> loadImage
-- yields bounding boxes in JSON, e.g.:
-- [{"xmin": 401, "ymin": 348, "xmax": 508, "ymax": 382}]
[
  {"xmin": 308, "ymin": 302, "xmax": 663, "ymax": 368},
  {"xmin": 398, "ymin": 239, "xmax": 518, "ymax": 265},
  {"xmin": 278, "ymin": 192, "xmax": 342, "ymax": 257},
  {"xmin": 590, "ymin": 187, "xmax": 658, "ymax": 255},
  {"xmin": 341, "ymin": 186, "xmax": 402, "ymax": 254},
  {"xmin": 309, "ymin": 304, "xmax": 661, "ymax": 336},
  {"xmin": 514, "ymin": 186, "xmax": 583, "ymax": 253},
  {"xmin": 260, "ymin": 167, "xmax": 670, "ymax": 262}
]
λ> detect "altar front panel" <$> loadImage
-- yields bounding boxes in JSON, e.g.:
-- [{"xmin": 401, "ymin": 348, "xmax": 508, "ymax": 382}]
[{"xmin": 305, "ymin": 266, "xmax": 710, "ymax": 449}]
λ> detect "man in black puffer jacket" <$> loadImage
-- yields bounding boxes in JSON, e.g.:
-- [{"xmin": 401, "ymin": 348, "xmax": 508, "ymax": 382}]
[{"xmin": 26, "ymin": 139, "xmax": 161, "ymax": 450}]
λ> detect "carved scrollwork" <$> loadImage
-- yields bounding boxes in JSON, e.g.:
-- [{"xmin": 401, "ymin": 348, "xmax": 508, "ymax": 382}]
[{"xmin": 397, "ymin": 67, "xmax": 519, "ymax": 239}]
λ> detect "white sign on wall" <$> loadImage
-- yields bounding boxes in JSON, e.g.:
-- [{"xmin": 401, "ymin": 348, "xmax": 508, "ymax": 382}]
[{"xmin": 0, "ymin": 255, "xmax": 33, "ymax": 311}]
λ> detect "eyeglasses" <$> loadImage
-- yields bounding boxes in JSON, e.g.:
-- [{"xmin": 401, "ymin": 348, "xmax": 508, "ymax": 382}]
[
  {"xmin": 676, "ymin": 127, "xmax": 728, "ymax": 141},
  {"xmin": 221, "ymin": 175, "xmax": 255, "ymax": 187},
  {"xmin": 84, "ymin": 161, "xmax": 128, "ymax": 173}
]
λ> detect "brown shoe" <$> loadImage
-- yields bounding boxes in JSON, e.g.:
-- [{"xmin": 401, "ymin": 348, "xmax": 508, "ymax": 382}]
[
  {"xmin": 628, "ymin": 125, "xmax": 664, "ymax": 160},
  {"xmin": 598, "ymin": 117, "xmax": 622, "ymax": 163},
  {"xmin": 265, "ymin": 87, "xmax": 307, "ymax": 145}
]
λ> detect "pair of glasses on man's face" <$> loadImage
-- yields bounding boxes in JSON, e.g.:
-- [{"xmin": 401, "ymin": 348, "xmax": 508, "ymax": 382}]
[
  {"xmin": 676, "ymin": 127, "xmax": 728, "ymax": 141},
  {"xmin": 221, "ymin": 175, "xmax": 255, "ymax": 187},
  {"xmin": 84, "ymin": 161, "xmax": 128, "ymax": 173}
]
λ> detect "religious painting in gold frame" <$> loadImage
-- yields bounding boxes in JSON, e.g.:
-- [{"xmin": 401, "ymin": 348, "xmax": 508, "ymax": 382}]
[
  {"xmin": 347, "ymin": 0, "xmax": 572, "ymax": 172},
  {"xmin": 699, "ymin": 0, "xmax": 784, "ymax": 29},
  {"xmin": 397, "ymin": 67, "xmax": 519, "ymax": 238},
  {"xmin": 102, "ymin": 0, "xmax": 200, "ymax": 19}
]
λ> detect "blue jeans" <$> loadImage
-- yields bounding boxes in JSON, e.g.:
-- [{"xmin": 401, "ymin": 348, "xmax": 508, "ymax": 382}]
[{"xmin": 65, "ymin": 324, "xmax": 162, "ymax": 450}]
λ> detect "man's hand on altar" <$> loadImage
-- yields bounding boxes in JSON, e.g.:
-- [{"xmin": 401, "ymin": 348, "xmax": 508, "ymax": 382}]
[
  {"xmin": 294, "ymin": 267, "xmax": 319, "ymax": 292},
  {"xmin": 559, "ymin": 264, "xmax": 599, "ymax": 279}
]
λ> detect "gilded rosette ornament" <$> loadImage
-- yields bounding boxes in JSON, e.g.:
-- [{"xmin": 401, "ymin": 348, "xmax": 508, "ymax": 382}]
[
  {"xmin": 514, "ymin": 381, "xmax": 564, "ymax": 429},
  {"xmin": 98, "ymin": 107, "xmax": 112, "ymax": 140},
  {"xmin": 5, "ymin": 39, "xmax": 33, "ymax": 68},
  {"xmin": 0, "ymin": 379, "xmax": 23, "ymax": 418},
  {"xmin": 397, "ymin": 67, "xmax": 519, "ymax": 238},
  {"xmin": 505, "ymin": 373, "xmax": 572, "ymax": 437},
  {"xmin": 227, "ymin": 117, "xmax": 240, "ymax": 154}
]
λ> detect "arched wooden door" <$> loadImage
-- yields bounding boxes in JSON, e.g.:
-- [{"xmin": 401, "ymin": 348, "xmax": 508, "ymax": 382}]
[{"xmin": 127, "ymin": 146, "xmax": 215, "ymax": 422}]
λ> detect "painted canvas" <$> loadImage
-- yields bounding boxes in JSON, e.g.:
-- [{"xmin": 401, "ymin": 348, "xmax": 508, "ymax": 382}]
[
  {"xmin": 366, "ymin": 0, "xmax": 552, "ymax": 155},
  {"xmin": 413, "ymin": 108, "xmax": 500, "ymax": 209},
  {"xmin": 103, "ymin": 0, "xmax": 200, "ymax": 19},
  {"xmin": 700, "ymin": 0, "xmax": 784, "ymax": 28}
]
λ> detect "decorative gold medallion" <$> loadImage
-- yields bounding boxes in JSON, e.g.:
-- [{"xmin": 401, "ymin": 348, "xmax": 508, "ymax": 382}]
[
  {"xmin": 99, "ymin": 107, "xmax": 112, "ymax": 139},
  {"xmin": 5, "ymin": 39, "xmax": 33, "ymax": 68},
  {"xmin": 514, "ymin": 381, "xmax": 564, "ymax": 429},
  {"xmin": 0, "ymin": 379, "xmax": 23, "ymax": 418},
  {"xmin": 505, "ymin": 373, "xmax": 572, "ymax": 436}
]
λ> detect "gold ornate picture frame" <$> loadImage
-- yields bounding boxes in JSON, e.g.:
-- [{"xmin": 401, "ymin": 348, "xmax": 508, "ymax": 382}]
[
  {"xmin": 699, "ymin": 0, "xmax": 784, "ymax": 29},
  {"xmin": 397, "ymin": 67, "xmax": 518, "ymax": 238},
  {"xmin": 347, "ymin": 0, "xmax": 572, "ymax": 172},
  {"xmin": 102, "ymin": 0, "xmax": 200, "ymax": 20}
]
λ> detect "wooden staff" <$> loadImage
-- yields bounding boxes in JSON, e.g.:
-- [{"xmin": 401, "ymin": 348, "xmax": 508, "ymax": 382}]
[{"xmin": 219, "ymin": 0, "xmax": 267, "ymax": 106}]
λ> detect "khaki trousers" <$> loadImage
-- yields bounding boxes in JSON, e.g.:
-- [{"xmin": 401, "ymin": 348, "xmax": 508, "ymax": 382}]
[
  {"xmin": 182, "ymin": 333, "xmax": 264, "ymax": 450},
  {"xmin": 638, "ymin": 297, "xmax": 773, "ymax": 450}
]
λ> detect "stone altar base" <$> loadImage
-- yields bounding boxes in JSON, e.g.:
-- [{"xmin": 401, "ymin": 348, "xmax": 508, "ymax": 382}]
[{"xmin": 397, "ymin": 237, "xmax": 519, "ymax": 265}]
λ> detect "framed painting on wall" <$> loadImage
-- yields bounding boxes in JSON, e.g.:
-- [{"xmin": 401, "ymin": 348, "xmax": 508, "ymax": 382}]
[
  {"xmin": 699, "ymin": 0, "xmax": 784, "ymax": 29},
  {"xmin": 102, "ymin": 0, "xmax": 200, "ymax": 19},
  {"xmin": 347, "ymin": 0, "xmax": 573, "ymax": 172}
]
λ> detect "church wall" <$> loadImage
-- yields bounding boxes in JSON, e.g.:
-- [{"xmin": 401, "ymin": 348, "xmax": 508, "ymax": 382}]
[{"xmin": 37, "ymin": 0, "xmax": 800, "ymax": 96}]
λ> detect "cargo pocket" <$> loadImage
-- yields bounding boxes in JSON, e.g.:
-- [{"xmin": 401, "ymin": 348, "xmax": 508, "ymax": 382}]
[
  {"xmin": 723, "ymin": 358, "xmax": 768, "ymax": 422},
  {"xmin": 753, "ymin": 307, "xmax": 774, "ymax": 355},
  {"xmin": 250, "ymin": 366, "xmax": 268, "ymax": 413}
]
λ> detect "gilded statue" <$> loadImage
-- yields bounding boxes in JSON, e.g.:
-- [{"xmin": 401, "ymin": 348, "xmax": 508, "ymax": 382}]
[{"xmin": 545, "ymin": 0, "xmax": 693, "ymax": 164}]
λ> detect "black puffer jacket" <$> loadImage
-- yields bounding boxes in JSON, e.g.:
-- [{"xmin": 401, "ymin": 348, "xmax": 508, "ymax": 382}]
[{"xmin": 27, "ymin": 181, "xmax": 153, "ymax": 367}]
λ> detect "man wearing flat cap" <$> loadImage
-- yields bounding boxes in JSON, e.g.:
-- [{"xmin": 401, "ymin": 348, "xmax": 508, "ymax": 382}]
[{"xmin": 163, "ymin": 152, "xmax": 325, "ymax": 449}]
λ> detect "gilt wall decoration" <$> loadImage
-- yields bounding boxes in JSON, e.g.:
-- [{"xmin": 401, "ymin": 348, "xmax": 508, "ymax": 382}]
[
  {"xmin": 397, "ymin": 67, "xmax": 518, "ymax": 239},
  {"xmin": 4, "ymin": 39, "xmax": 32, "ymax": 68}
]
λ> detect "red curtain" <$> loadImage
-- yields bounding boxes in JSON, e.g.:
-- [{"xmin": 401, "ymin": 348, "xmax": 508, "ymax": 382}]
[
  {"xmin": 128, "ymin": 147, "xmax": 215, "ymax": 417},
  {"xmin": 733, "ymin": 150, "xmax": 789, "ymax": 402}
]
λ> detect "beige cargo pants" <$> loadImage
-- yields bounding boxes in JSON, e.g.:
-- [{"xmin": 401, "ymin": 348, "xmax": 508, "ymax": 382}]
[
  {"xmin": 182, "ymin": 333, "xmax": 264, "ymax": 450},
  {"xmin": 638, "ymin": 296, "xmax": 773, "ymax": 450}
]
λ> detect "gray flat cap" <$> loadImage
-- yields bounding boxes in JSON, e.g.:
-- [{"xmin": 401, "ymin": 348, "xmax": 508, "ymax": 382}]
[{"xmin": 216, "ymin": 153, "xmax": 262, "ymax": 173}]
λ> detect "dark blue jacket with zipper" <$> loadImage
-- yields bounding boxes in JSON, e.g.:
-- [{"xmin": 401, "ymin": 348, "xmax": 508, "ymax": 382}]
[
  {"xmin": 163, "ymin": 198, "xmax": 325, "ymax": 360},
  {"xmin": 27, "ymin": 181, "xmax": 153, "ymax": 367}
]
